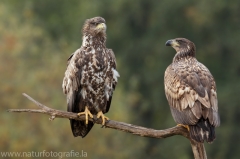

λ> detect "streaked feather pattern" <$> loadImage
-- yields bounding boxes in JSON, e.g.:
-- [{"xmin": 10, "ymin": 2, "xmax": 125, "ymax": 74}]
[{"xmin": 62, "ymin": 17, "xmax": 119, "ymax": 137}]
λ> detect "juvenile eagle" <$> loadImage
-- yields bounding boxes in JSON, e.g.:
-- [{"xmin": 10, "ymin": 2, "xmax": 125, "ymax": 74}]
[
  {"xmin": 62, "ymin": 17, "xmax": 119, "ymax": 137},
  {"xmin": 164, "ymin": 38, "xmax": 220, "ymax": 143}
]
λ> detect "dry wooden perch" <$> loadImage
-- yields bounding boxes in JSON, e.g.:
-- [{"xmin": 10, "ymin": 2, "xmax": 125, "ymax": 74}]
[{"xmin": 7, "ymin": 93, "xmax": 207, "ymax": 159}]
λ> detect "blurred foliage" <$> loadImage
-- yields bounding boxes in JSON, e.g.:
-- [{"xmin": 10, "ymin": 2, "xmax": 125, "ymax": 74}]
[{"xmin": 1, "ymin": 0, "xmax": 240, "ymax": 159}]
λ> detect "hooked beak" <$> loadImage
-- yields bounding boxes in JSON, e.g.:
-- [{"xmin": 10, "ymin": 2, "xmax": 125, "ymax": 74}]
[
  {"xmin": 96, "ymin": 23, "xmax": 107, "ymax": 32},
  {"xmin": 165, "ymin": 39, "xmax": 179, "ymax": 47}
]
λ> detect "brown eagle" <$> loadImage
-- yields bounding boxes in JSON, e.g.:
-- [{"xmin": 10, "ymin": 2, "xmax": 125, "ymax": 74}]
[
  {"xmin": 164, "ymin": 38, "xmax": 220, "ymax": 143},
  {"xmin": 62, "ymin": 17, "xmax": 119, "ymax": 137}
]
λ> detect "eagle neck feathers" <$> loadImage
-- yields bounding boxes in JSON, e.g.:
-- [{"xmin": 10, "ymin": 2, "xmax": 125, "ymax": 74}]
[
  {"xmin": 82, "ymin": 34, "xmax": 106, "ymax": 48},
  {"xmin": 173, "ymin": 46, "xmax": 196, "ymax": 63}
]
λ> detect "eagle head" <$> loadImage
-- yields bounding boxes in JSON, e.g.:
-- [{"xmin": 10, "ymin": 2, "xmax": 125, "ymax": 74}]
[
  {"xmin": 82, "ymin": 17, "xmax": 107, "ymax": 36},
  {"xmin": 165, "ymin": 38, "xmax": 196, "ymax": 54}
]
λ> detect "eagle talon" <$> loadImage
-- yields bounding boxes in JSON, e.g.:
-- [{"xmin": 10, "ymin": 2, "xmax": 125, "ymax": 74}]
[
  {"xmin": 97, "ymin": 111, "xmax": 109, "ymax": 125},
  {"xmin": 177, "ymin": 124, "xmax": 190, "ymax": 131},
  {"xmin": 77, "ymin": 106, "xmax": 93, "ymax": 125}
]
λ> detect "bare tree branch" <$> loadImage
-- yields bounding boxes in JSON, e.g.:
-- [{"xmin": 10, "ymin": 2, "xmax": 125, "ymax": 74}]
[{"xmin": 7, "ymin": 93, "xmax": 207, "ymax": 159}]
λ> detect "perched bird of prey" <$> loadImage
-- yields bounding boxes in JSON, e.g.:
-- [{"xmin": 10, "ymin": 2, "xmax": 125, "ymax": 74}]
[
  {"xmin": 164, "ymin": 38, "xmax": 220, "ymax": 143},
  {"xmin": 62, "ymin": 17, "xmax": 119, "ymax": 137}
]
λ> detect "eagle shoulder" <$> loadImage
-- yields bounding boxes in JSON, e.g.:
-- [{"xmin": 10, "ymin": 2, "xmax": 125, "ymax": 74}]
[{"xmin": 62, "ymin": 47, "xmax": 85, "ymax": 95}]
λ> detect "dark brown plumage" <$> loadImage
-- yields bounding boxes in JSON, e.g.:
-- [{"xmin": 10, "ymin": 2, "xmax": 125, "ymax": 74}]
[
  {"xmin": 62, "ymin": 17, "xmax": 119, "ymax": 137},
  {"xmin": 164, "ymin": 38, "xmax": 220, "ymax": 143}
]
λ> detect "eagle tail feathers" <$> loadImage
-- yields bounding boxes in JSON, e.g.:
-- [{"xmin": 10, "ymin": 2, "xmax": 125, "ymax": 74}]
[
  {"xmin": 70, "ymin": 120, "xmax": 94, "ymax": 138},
  {"xmin": 67, "ymin": 89, "xmax": 94, "ymax": 138},
  {"xmin": 189, "ymin": 118, "xmax": 215, "ymax": 143}
]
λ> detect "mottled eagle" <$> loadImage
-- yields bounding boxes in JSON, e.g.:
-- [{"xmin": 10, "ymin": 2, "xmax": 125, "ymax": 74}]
[
  {"xmin": 62, "ymin": 17, "xmax": 119, "ymax": 137},
  {"xmin": 164, "ymin": 38, "xmax": 220, "ymax": 143}
]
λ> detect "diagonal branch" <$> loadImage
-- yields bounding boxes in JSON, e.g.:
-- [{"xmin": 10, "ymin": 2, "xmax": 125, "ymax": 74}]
[{"xmin": 7, "ymin": 93, "xmax": 207, "ymax": 159}]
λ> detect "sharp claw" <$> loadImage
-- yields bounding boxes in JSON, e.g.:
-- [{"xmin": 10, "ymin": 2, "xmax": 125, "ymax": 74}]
[
  {"xmin": 89, "ymin": 113, "xmax": 93, "ymax": 118},
  {"xmin": 177, "ymin": 124, "xmax": 190, "ymax": 131},
  {"xmin": 96, "ymin": 111, "xmax": 109, "ymax": 125}
]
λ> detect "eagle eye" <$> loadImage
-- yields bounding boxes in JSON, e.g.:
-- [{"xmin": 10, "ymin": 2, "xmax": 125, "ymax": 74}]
[
  {"xmin": 91, "ymin": 22, "xmax": 98, "ymax": 25},
  {"xmin": 177, "ymin": 40, "xmax": 182, "ymax": 43}
]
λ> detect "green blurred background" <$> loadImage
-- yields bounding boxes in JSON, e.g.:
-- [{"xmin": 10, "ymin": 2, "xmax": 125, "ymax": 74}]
[{"xmin": 1, "ymin": 0, "xmax": 240, "ymax": 158}]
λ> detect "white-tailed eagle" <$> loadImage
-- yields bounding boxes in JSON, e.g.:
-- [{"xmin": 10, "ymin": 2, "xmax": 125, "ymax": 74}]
[
  {"xmin": 164, "ymin": 38, "xmax": 220, "ymax": 143},
  {"xmin": 62, "ymin": 17, "xmax": 119, "ymax": 137}
]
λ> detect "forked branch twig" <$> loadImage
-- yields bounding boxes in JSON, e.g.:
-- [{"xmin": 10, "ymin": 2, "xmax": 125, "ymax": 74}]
[{"xmin": 7, "ymin": 93, "xmax": 207, "ymax": 159}]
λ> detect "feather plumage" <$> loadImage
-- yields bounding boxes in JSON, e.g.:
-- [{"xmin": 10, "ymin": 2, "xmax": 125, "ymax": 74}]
[
  {"xmin": 62, "ymin": 17, "xmax": 119, "ymax": 137},
  {"xmin": 165, "ymin": 38, "xmax": 220, "ymax": 143}
]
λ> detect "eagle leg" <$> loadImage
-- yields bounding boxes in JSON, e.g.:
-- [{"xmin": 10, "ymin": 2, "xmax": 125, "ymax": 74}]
[
  {"xmin": 96, "ymin": 111, "xmax": 109, "ymax": 125},
  {"xmin": 77, "ymin": 106, "xmax": 93, "ymax": 125},
  {"xmin": 177, "ymin": 124, "xmax": 190, "ymax": 131}
]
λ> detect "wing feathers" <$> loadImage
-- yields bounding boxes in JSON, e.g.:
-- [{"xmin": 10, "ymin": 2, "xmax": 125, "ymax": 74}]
[
  {"xmin": 190, "ymin": 101, "xmax": 202, "ymax": 119},
  {"xmin": 208, "ymin": 108, "xmax": 220, "ymax": 127},
  {"xmin": 197, "ymin": 90, "xmax": 211, "ymax": 108},
  {"xmin": 210, "ymin": 89, "xmax": 218, "ymax": 111},
  {"xmin": 170, "ymin": 107, "xmax": 198, "ymax": 125},
  {"xmin": 202, "ymin": 106, "xmax": 209, "ymax": 119},
  {"xmin": 164, "ymin": 61, "xmax": 220, "ymax": 130},
  {"xmin": 180, "ymin": 97, "xmax": 188, "ymax": 109},
  {"xmin": 103, "ymin": 49, "xmax": 119, "ymax": 113},
  {"xmin": 185, "ymin": 92, "xmax": 194, "ymax": 108}
]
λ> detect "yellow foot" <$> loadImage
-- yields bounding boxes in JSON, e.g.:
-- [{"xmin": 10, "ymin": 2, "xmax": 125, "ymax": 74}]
[
  {"xmin": 77, "ymin": 107, "xmax": 93, "ymax": 125},
  {"xmin": 96, "ymin": 111, "xmax": 109, "ymax": 125},
  {"xmin": 177, "ymin": 124, "xmax": 190, "ymax": 131}
]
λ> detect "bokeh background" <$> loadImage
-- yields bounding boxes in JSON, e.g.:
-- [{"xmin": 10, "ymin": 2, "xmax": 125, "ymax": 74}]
[{"xmin": 1, "ymin": 0, "xmax": 240, "ymax": 158}]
